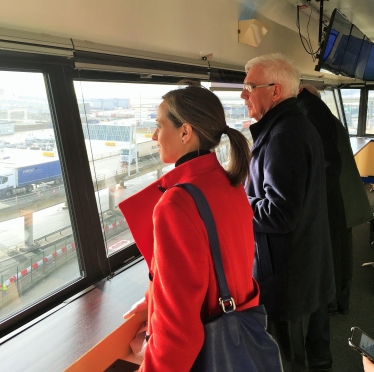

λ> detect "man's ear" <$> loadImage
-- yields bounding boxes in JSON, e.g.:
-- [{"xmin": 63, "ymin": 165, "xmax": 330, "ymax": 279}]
[{"xmin": 272, "ymin": 83, "xmax": 283, "ymax": 102}]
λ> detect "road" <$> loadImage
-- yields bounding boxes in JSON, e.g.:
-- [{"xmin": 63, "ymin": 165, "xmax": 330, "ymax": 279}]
[
  {"xmin": 0, "ymin": 126, "xmax": 247, "ymax": 256},
  {"xmin": 0, "ymin": 167, "xmax": 172, "ymax": 257}
]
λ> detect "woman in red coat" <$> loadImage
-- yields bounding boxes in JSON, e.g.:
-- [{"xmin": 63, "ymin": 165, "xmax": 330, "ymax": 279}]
[{"xmin": 119, "ymin": 83, "xmax": 259, "ymax": 372}]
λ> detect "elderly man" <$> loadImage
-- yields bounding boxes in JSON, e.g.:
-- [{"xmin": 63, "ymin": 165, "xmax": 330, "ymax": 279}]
[{"xmin": 242, "ymin": 53, "xmax": 335, "ymax": 372}]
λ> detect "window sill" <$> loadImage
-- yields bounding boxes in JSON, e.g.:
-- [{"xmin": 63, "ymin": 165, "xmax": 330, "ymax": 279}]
[{"xmin": 0, "ymin": 260, "xmax": 148, "ymax": 371}]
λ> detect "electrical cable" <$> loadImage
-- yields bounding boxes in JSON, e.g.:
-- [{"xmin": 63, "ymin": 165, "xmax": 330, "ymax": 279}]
[
  {"xmin": 296, "ymin": 4, "xmax": 321, "ymax": 62},
  {"xmin": 296, "ymin": 5, "xmax": 314, "ymax": 59},
  {"xmin": 306, "ymin": 4, "xmax": 317, "ymax": 61}
]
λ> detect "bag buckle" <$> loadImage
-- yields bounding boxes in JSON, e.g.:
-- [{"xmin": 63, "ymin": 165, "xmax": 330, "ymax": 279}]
[{"xmin": 219, "ymin": 297, "xmax": 236, "ymax": 313}]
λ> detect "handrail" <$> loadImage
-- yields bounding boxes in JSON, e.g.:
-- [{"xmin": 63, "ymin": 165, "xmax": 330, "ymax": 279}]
[{"xmin": 34, "ymin": 225, "xmax": 71, "ymax": 243}]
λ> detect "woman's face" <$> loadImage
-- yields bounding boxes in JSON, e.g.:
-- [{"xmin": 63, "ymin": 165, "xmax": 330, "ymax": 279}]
[{"xmin": 152, "ymin": 100, "xmax": 185, "ymax": 164}]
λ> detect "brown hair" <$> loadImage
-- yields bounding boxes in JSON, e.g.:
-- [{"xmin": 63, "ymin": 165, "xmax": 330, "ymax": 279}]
[{"xmin": 162, "ymin": 81, "xmax": 251, "ymax": 186}]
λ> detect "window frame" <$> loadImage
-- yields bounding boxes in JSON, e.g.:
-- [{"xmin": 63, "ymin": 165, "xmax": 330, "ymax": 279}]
[
  {"xmin": 4, "ymin": 44, "xmax": 374, "ymax": 340},
  {"xmin": 0, "ymin": 45, "xmax": 231, "ymax": 338},
  {"xmin": 365, "ymin": 87, "xmax": 374, "ymax": 137},
  {"xmin": 334, "ymin": 89, "xmax": 349, "ymax": 131},
  {"xmin": 0, "ymin": 52, "xmax": 144, "ymax": 338}
]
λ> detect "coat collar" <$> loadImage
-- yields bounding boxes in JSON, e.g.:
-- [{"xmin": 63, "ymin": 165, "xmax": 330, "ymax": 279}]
[
  {"xmin": 156, "ymin": 152, "xmax": 218, "ymax": 191},
  {"xmin": 118, "ymin": 153, "xmax": 221, "ymax": 267},
  {"xmin": 250, "ymin": 98, "xmax": 297, "ymax": 153}
]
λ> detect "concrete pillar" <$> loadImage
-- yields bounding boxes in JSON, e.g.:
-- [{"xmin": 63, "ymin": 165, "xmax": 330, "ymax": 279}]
[
  {"xmin": 24, "ymin": 212, "xmax": 34, "ymax": 247},
  {"xmin": 157, "ymin": 168, "xmax": 162, "ymax": 179}
]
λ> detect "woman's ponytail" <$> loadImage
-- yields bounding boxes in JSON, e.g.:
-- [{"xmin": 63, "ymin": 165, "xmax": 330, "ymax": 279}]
[{"xmin": 224, "ymin": 127, "xmax": 251, "ymax": 186}]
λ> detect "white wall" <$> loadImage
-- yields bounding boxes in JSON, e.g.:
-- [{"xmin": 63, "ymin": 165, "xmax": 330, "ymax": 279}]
[{"xmin": 0, "ymin": 0, "xmax": 351, "ymax": 81}]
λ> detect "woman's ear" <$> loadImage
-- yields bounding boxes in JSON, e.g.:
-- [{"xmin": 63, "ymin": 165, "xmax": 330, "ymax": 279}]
[
  {"xmin": 181, "ymin": 123, "xmax": 199, "ymax": 152},
  {"xmin": 181, "ymin": 123, "xmax": 194, "ymax": 143}
]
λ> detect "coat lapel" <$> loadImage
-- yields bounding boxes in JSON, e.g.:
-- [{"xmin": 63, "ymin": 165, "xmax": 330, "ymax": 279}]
[{"xmin": 118, "ymin": 153, "xmax": 220, "ymax": 268}]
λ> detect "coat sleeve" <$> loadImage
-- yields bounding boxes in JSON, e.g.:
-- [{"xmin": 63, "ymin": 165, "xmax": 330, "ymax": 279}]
[
  {"xmin": 249, "ymin": 131, "xmax": 310, "ymax": 233},
  {"xmin": 139, "ymin": 196, "xmax": 209, "ymax": 372},
  {"xmin": 301, "ymin": 105, "xmax": 341, "ymax": 191}
]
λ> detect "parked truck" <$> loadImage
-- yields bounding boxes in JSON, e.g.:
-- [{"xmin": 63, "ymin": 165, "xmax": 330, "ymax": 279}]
[
  {"xmin": 0, "ymin": 160, "xmax": 62, "ymax": 198},
  {"xmin": 119, "ymin": 141, "xmax": 159, "ymax": 164}
]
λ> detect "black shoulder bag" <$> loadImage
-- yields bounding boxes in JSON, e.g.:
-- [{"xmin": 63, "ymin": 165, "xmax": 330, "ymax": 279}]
[{"xmin": 175, "ymin": 183, "xmax": 283, "ymax": 372}]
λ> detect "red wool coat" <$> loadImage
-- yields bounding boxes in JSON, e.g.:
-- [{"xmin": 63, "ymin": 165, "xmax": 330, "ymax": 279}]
[{"xmin": 119, "ymin": 153, "xmax": 259, "ymax": 372}]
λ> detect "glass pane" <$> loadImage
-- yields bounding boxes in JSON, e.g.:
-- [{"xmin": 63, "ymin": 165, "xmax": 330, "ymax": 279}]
[
  {"xmin": 0, "ymin": 71, "xmax": 81, "ymax": 322},
  {"xmin": 213, "ymin": 90, "xmax": 253, "ymax": 146},
  {"xmin": 320, "ymin": 90, "xmax": 339, "ymax": 118},
  {"xmin": 74, "ymin": 82, "xmax": 250, "ymax": 257},
  {"xmin": 341, "ymin": 89, "xmax": 361, "ymax": 135},
  {"xmin": 74, "ymin": 82, "xmax": 179, "ymax": 257},
  {"xmin": 366, "ymin": 91, "xmax": 374, "ymax": 135}
]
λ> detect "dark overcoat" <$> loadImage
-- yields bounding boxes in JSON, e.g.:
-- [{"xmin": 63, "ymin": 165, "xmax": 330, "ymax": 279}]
[
  {"xmin": 297, "ymin": 89, "xmax": 349, "ymax": 309},
  {"xmin": 334, "ymin": 117, "xmax": 373, "ymax": 228},
  {"xmin": 248, "ymin": 98, "xmax": 335, "ymax": 322}
]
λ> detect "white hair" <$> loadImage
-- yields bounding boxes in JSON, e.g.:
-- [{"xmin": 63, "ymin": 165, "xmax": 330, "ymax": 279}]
[{"xmin": 244, "ymin": 53, "xmax": 300, "ymax": 98}]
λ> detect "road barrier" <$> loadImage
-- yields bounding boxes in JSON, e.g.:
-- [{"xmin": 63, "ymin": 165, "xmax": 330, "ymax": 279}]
[
  {"xmin": 1, "ymin": 214, "xmax": 127, "ymax": 304},
  {"xmin": 3, "ymin": 242, "xmax": 76, "ymax": 287}
]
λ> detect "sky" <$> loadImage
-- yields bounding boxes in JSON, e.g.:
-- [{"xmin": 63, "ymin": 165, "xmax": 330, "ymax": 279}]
[{"xmin": 0, "ymin": 70, "xmax": 215, "ymax": 102}]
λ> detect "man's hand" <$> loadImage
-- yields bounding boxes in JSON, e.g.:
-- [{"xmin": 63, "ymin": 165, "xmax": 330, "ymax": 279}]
[{"xmin": 363, "ymin": 355, "xmax": 374, "ymax": 372}]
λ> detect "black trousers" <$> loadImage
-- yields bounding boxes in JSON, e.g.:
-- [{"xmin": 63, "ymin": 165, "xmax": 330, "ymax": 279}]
[
  {"xmin": 305, "ymin": 303, "xmax": 332, "ymax": 368},
  {"xmin": 329, "ymin": 227, "xmax": 353, "ymax": 313},
  {"xmin": 267, "ymin": 315, "xmax": 310, "ymax": 372}
]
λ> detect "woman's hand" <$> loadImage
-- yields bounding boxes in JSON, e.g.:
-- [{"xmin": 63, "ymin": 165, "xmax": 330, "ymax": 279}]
[
  {"xmin": 123, "ymin": 297, "xmax": 147, "ymax": 319},
  {"xmin": 363, "ymin": 355, "xmax": 374, "ymax": 372}
]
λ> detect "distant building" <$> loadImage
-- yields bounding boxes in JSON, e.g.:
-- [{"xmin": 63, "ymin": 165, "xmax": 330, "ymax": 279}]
[
  {"xmin": 223, "ymin": 105, "xmax": 247, "ymax": 119},
  {"xmin": 0, "ymin": 121, "xmax": 15, "ymax": 135},
  {"xmin": 82, "ymin": 122, "xmax": 133, "ymax": 141},
  {"xmin": 89, "ymin": 98, "xmax": 130, "ymax": 110},
  {"xmin": 78, "ymin": 102, "xmax": 92, "ymax": 114}
]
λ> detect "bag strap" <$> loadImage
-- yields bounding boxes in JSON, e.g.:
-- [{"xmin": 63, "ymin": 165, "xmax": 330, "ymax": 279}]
[{"xmin": 175, "ymin": 183, "xmax": 236, "ymax": 313}]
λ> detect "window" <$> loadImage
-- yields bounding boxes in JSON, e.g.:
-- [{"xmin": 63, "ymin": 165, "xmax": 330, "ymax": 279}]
[
  {"xmin": 74, "ymin": 82, "xmax": 187, "ymax": 256},
  {"xmin": 73, "ymin": 81, "xmax": 251, "ymax": 257},
  {"xmin": 340, "ymin": 89, "xmax": 361, "ymax": 135},
  {"xmin": 366, "ymin": 91, "xmax": 374, "ymax": 135},
  {"xmin": 320, "ymin": 90, "xmax": 339, "ymax": 118},
  {"xmin": 212, "ymin": 90, "xmax": 253, "ymax": 147},
  {"xmin": 0, "ymin": 71, "xmax": 81, "ymax": 324}
]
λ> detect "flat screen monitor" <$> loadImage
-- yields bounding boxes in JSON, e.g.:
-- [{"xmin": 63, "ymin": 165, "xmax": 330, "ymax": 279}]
[
  {"xmin": 316, "ymin": 8, "xmax": 374, "ymax": 81},
  {"xmin": 363, "ymin": 44, "xmax": 374, "ymax": 80},
  {"xmin": 316, "ymin": 8, "xmax": 352, "ymax": 74},
  {"xmin": 340, "ymin": 25, "xmax": 365, "ymax": 77},
  {"xmin": 355, "ymin": 36, "xmax": 372, "ymax": 79}
]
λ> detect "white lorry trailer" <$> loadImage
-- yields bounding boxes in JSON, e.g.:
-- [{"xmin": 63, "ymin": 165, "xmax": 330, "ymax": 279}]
[
  {"xmin": 0, "ymin": 160, "xmax": 62, "ymax": 198},
  {"xmin": 119, "ymin": 141, "xmax": 159, "ymax": 164}
]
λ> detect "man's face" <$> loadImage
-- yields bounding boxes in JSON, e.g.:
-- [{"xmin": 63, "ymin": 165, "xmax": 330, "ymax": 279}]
[{"xmin": 240, "ymin": 65, "xmax": 276, "ymax": 122}]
